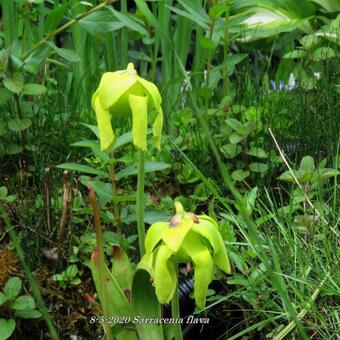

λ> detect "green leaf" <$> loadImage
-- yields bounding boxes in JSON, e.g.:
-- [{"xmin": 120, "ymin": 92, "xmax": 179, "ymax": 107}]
[
  {"xmin": 116, "ymin": 162, "xmax": 170, "ymax": 181},
  {"xmin": 0, "ymin": 293, "xmax": 7, "ymax": 306},
  {"xmin": 0, "ymin": 187, "xmax": 8, "ymax": 199},
  {"xmin": 300, "ymin": 156, "xmax": 315, "ymax": 172},
  {"xmin": 11, "ymin": 295, "xmax": 35, "ymax": 310},
  {"xmin": 56, "ymin": 163, "xmax": 108, "ymax": 177},
  {"xmin": 64, "ymin": 264, "xmax": 78, "ymax": 279},
  {"xmin": 316, "ymin": 168, "xmax": 340, "ymax": 180},
  {"xmin": 225, "ymin": 118, "xmax": 246, "ymax": 133},
  {"xmin": 283, "ymin": 50, "xmax": 306, "ymax": 59},
  {"xmin": 0, "ymin": 319, "xmax": 16, "ymax": 340},
  {"xmin": 4, "ymin": 277, "xmax": 22, "ymax": 300},
  {"xmin": 108, "ymin": 7, "xmax": 148, "ymax": 35},
  {"xmin": 249, "ymin": 162, "xmax": 268, "ymax": 173},
  {"xmin": 0, "ymin": 88, "xmax": 12, "ymax": 105},
  {"xmin": 231, "ymin": 169, "xmax": 250, "ymax": 181},
  {"xmin": 247, "ymin": 147, "xmax": 267, "ymax": 159},
  {"xmin": 220, "ymin": 143, "xmax": 242, "ymax": 159},
  {"xmin": 312, "ymin": 47, "xmax": 336, "ymax": 61},
  {"xmin": 132, "ymin": 268, "xmax": 164, "ymax": 340},
  {"xmin": 82, "ymin": 123, "xmax": 99, "ymax": 138},
  {"xmin": 111, "ymin": 246, "xmax": 132, "ymax": 295},
  {"xmin": 229, "ymin": 132, "xmax": 247, "ymax": 144},
  {"xmin": 6, "ymin": 144, "xmax": 23, "ymax": 155},
  {"xmin": 48, "ymin": 42, "xmax": 80, "ymax": 62},
  {"xmin": 44, "ymin": 3, "xmax": 68, "ymax": 33},
  {"xmin": 14, "ymin": 309, "xmax": 42, "ymax": 319},
  {"xmin": 199, "ymin": 37, "xmax": 216, "ymax": 49},
  {"xmin": 8, "ymin": 118, "xmax": 32, "ymax": 132},
  {"xmin": 3, "ymin": 73, "xmax": 23, "ymax": 93},
  {"xmin": 79, "ymin": 177, "xmax": 112, "ymax": 206},
  {"xmin": 22, "ymin": 84, "xmax": 46, "ymax": 96},
  {"xmin": 278, "ymin": 169, "xmax": 309, "ymax": 183},
  {"xmin": 78, "ymin": 10, "xmax": 124, "ymax": 33},
  {"xmin": 91, "ymin": 250, "xmax": 132, "ymax": 317}
]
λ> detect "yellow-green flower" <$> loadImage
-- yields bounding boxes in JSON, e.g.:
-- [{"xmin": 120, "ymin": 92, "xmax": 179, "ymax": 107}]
[
  {"xmin": 141, "ymin": 202, "xmax": 231, "ymax": 309},
  {"xmin": 92, "ymin": 63, "xmax": 163, "ymax": 152}
]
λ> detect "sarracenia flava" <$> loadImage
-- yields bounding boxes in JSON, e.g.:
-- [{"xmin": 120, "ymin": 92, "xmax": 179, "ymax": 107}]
[
  {"xmin": 92, "ymin": 63, "xmax": 163, "ymax": 152},
  {"xmin": 140, "ymin": 202, "xmax": 231, "ymax": 309}
]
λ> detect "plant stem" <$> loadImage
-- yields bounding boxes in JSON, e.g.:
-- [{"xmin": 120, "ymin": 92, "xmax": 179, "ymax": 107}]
[
  {"xmin": 88, "ymin": 187, "xmax": 113, "ymax": 340},
  {"xmin": 109, "ymin": 163, "xmax": 122, "ymax": 236},
  {"xmin": 0, "ymin": 205, "xmax": 60, "ymax": 340},
  {"xmin": 136, "ymin": 149, "xmax": 146, "ymax": 256},
  {"xmin": 223, "ymin": 0, "xmax": 231, "ymax": 95},
  {"xmin": 171, "ymin": 266, "xmax": 183, "ymax": 340},
  {"xmin": 22, "ymin": 0, "xmax": 115, "ymax": 60}
]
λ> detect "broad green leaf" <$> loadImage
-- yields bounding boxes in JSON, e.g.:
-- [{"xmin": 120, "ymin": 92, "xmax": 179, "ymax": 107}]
[
  {"xmin": 132, "ymin": 269, "xmax": 164, "ymax": 340},
  {"xmin": 0, "ymin": 293, "xmax": 7, "ymax": 306},
  {"xmin": 300, "ymin": 156, "xmax": 315, "ymax": 172},
  {"xmin": 91, "ymin": 250, "xmax": 132, "ymax": 317},
  {"xmin": 3, "ymin": 73, "xmax": 23, "ymax": 93},
  {"xmin": 116, "ymin": 162, "xmax": 170, "ymax": 181},
  {"xmin": 229, "ymin": 132, "xmax": 247, "ymax": 144},
  {"xmin": 4, "ymin": 277, "xmax": 22, "ymax": 299},
  {"xmin": 56, "ymin": 163, "xmax": 108, "ymax": 177},
  {"xmin": 108, "ymin": 7, "xmax": 148, "ymax": 35},
  {"xmin": 0, "ymin": 187, "xmax": 8, "ymax": 199},
  {"xmin": 0, "ymin": 319, "xmax": 16, "ymax": 340},
  {"xmin": 246, "ymin": 186, "xmax": 258, "ymax": 214},
  {"xmin": 199, "ymin": 37, "xmax": 216, "ymax": 49},
  {"xmin": 283, "ymin": 50, "xmax": 306, "ymax": 59},
  {"xmin": 247, "ymin": 147, "xmax": 267, "ymax": 159},
  {"xmin": 82, "ymin": 123, "xmax": 100, "ymax": 138},
  {"xmin": 11, "ymin": 295, "xmax": 35, "ymax": 310},
  {"xmin": 79, "ymin": 177, "xmax": 113, "ymax": 206},
  {"xmin": 22, "ymin": 84, "xmax": 46, "ymax": 96},
  {"xmin": 312, "ymin": 47, "xmax": 336, "ymax": 61},
  {"xmin": 225, "ymin": 118, "xmax": 246, "ymax": 134},
  {"xmin": 220, "ymin": 144, "xmax": 242, "ymax": 159},
  {"xmin": 8, "ymin": 118, "xmax": 32, "ymax": 132},
  {"xmin": 0, "ymin": 88, "xmax": 12, "ymax": 104},
  {"xmin": 78, "ymin": 10, "xmax": 124, "ymax": 33},
  {"xmin": 111, "ymin": 246, "xmax": 132, "ymax": 295},
  {"xmin": 316, "ymin": 168, "xmax": 340, "ymax": 180},
  {"xmin": 44, "ymin": 3, "xmax": 68, "ymax": 33},
  {"xmin": 6, "ymin": 144, "xmax": 23, "ymax": 155},
  {"xmin": 249, "ymin": 162, "xmax": 268, "ymax": 173},
  {"xmin": 14, "ymin": 309, "xmax": 42, "ymax": 319},
  {"xmin": 48, "ymin": 42, "xmax": 80, "ymax": 62},
  {"xmin": 71, "ymin": 140, "xmax": 99, "ymax": 149},
  {"xmin": 232, "ymin": 169, "xmax": 250, "ymax": 181}
]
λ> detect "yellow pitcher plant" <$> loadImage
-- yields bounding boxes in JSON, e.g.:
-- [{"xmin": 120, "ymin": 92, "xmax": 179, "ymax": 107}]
[
  {"xmin": 141, "ymin": 202, "xmax": 231, "ymax": 309},
  {"xmin": 92, "ymin": 63, "xmax": 163, "ymax": 152},
  {"xmin": 92, "ymin": 63, "xmax": 164, "ymax": 256}
]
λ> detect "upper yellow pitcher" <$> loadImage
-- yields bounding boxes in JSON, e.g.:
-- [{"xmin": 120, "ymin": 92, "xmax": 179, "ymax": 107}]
[{"xmin": 92, "ymin": 63, "xmax": 163, "ymax": 152}]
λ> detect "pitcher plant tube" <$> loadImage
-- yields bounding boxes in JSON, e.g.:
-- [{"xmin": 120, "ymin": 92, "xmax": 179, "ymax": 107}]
[{"xmin": 92, "ymin": 63, "xmax": 163, "ymax": 256}]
